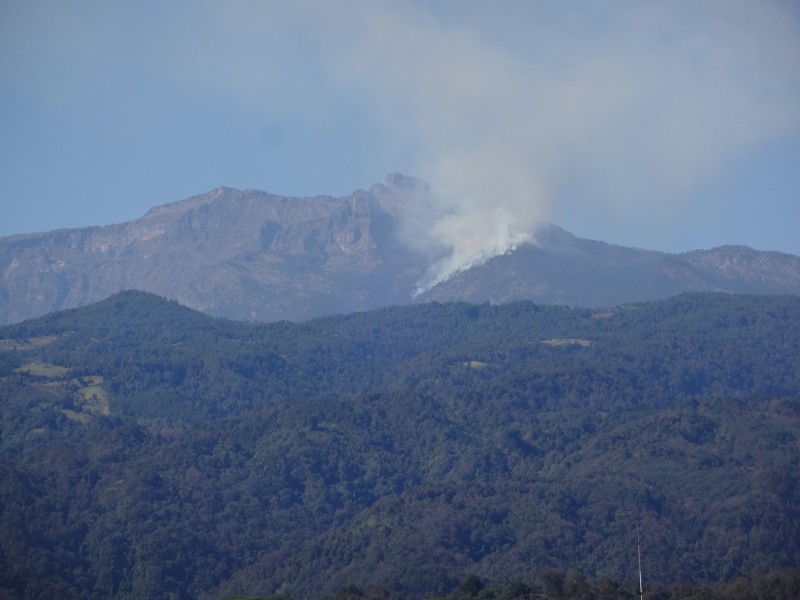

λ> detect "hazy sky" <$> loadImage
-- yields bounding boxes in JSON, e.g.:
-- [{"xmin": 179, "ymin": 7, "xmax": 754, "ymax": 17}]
[{"xmin": 2, "ymin": 1, "xmax": 799, "ymax": 272}]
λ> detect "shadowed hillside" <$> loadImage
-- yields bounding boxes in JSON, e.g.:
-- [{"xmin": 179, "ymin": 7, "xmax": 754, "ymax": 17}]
[{"xmin": 0, "ymin": 291, "xmax": 799, "ymax": 598}]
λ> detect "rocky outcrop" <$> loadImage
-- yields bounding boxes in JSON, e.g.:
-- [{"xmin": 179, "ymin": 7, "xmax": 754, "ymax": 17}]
[
  {"xmin": 0, "ymin": 175, "xmax": 430, "ymax": 324},
  {"xmin": 2, "ymin": 174, "xmax": 800, "ymax": 324}
]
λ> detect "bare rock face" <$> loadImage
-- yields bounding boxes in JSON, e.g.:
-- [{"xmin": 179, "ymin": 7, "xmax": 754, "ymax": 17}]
[
  {"xmin": 2, "ymin": 174, "xmax": 800, "ymax": 324},
  {"xmin": 0, "ymin": 175, "xmax": 430, "ymax": 324}
]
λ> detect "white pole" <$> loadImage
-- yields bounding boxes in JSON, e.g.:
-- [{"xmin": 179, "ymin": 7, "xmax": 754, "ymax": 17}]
[{"xmin": 637, "ymin": 524, "xmax": 643, "ymax": 599}]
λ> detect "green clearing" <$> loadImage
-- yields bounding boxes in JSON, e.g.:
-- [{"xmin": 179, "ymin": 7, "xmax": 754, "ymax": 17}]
[
  {"xmin": 0, "ymin": 335, "xmax": 58, "ymax": 351},
  {"xmin": 15, "ymin": 362, "xmax": 70, "ymax": 378},
  {"xmin": 13, "ymin": 366, "xmax": 110, "ymax": 419},
  {"xmin": 74, "ymin": 376, "xmax": 110, "ymax": 416}
]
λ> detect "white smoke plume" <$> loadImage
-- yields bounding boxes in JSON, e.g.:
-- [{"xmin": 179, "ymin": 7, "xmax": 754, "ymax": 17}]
[
  {"xmin": 313, "ymin": 0, "xmax": 800, "ymax": 288},
  {"xmin": 133, "ymin": 1, "xmax": 800, "ymax": 285}
]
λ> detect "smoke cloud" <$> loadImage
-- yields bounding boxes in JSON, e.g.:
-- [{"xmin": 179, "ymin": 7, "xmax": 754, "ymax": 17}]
[
  {"xmin": 312, "ymin": 0, "xmax": 800, "ymax": 288},
  {"xmin": 19, "ymin": 2, "xmax": 794, "ymax": 276}
]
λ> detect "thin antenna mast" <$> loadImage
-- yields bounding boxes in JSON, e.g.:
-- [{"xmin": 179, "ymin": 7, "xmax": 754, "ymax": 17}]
[{"xmin": 637, "ymin": 523, "xmax": 643, "ymax": 599}]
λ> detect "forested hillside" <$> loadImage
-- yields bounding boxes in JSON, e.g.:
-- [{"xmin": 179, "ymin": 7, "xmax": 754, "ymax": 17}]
[{"xmin": 0, "ymin": 291, "xmax": 798, "ymax": 599}]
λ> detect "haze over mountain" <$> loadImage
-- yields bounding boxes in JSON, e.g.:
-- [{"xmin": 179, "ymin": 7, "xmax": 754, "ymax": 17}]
[{"xmin": 2, "ymin": 174, "xmax": 800, "ymax": 325}]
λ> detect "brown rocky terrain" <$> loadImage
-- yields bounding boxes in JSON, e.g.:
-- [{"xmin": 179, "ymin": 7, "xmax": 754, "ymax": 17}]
[{"xmin": 2, "ymin": 173, "xmax": 800, "ymax": 324}]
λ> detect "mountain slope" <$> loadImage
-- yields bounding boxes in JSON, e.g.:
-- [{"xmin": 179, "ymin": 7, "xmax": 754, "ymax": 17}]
[
  {"xmin": 0, "ymin": 175, "xmax": 430, "ymax": 324},
  {"xmin": 1, "ymin": 292, "xmax": 799, "ymax": 598},
  {"xmin": 419, "ymin": 224, "xmax": 800, "ymax": 306},
  {"xmin": 2, "ymin": 175, "xmax": 800, "ymax": 324}
]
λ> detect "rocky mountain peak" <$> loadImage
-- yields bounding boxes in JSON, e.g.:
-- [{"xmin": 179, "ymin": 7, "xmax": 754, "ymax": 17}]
[{"xmin": 2, "ymin": 176, "xmax": 800, "ymax": 324}]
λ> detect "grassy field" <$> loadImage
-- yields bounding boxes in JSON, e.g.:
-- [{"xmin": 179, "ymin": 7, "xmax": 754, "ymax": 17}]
[
  {"xmin": 74, "ymin": 376, "xmax": 110, "ymax": 416},
  {"xmin": 15, "ymin": 362, "xmax": 70, "ymax": 378},
  {"xmin": 12, "ymin": 363, "xmax": 111, "ymax": 420},
  {"xmin": 0, "ymin": 335, "xmax": 58, "ymax": 351}
]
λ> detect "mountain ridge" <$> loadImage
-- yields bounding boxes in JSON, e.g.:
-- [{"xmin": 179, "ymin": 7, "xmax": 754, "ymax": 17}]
[
  {"xmin": 418, "ymin": 224, "xmax": 800, "ymax": 307},
  {"xmin": 2, "ymin": 174, "xmax": 800, "ymax": 324}
]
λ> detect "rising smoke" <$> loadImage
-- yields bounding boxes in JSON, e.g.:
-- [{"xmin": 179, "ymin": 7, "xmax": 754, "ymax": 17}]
[
  {"xmin": 317, "ymin": 0, "xmax": 800, "ymax": 288},
  {"xmin": 197, "ymin": 1, "xmax": 800, "ymax": 287}
]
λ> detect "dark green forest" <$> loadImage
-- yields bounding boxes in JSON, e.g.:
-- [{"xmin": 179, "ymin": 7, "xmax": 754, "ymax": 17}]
[{"xmin": 0, "ymin": 291, "xmax": 798, "ymax": 599}]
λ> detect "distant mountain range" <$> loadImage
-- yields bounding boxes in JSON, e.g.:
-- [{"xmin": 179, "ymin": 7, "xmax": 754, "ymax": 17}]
[{"xmin": 3, "ymin": 173, "xmax": 800, "ymax": 324}]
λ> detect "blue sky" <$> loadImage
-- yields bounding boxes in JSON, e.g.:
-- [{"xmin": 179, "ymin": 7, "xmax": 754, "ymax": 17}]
[{"xmin": 2, "ymin": 1, "xmax": 799, "ymax": 267}]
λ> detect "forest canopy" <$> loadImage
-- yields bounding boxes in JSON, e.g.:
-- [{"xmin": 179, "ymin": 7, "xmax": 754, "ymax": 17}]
[{"xmin": 0, "ymin": 291, "xmax": 798, "ymax": 599}]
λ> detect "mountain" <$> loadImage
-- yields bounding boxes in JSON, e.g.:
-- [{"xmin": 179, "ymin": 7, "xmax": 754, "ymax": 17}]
[
  {"xmin": 2, "ymin": 174, "xmax": 800, "ymax": 325},
  {"xmin": 418, "ymin": 225, "xmax": 800, "ymax": 307},
  {"xmin": 0, "ymin": 174, "xmax": 429, "ymax": 325},
  {"xmin": 1, "ymin": 291, "xmax": 799, "ymax": 598}
]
